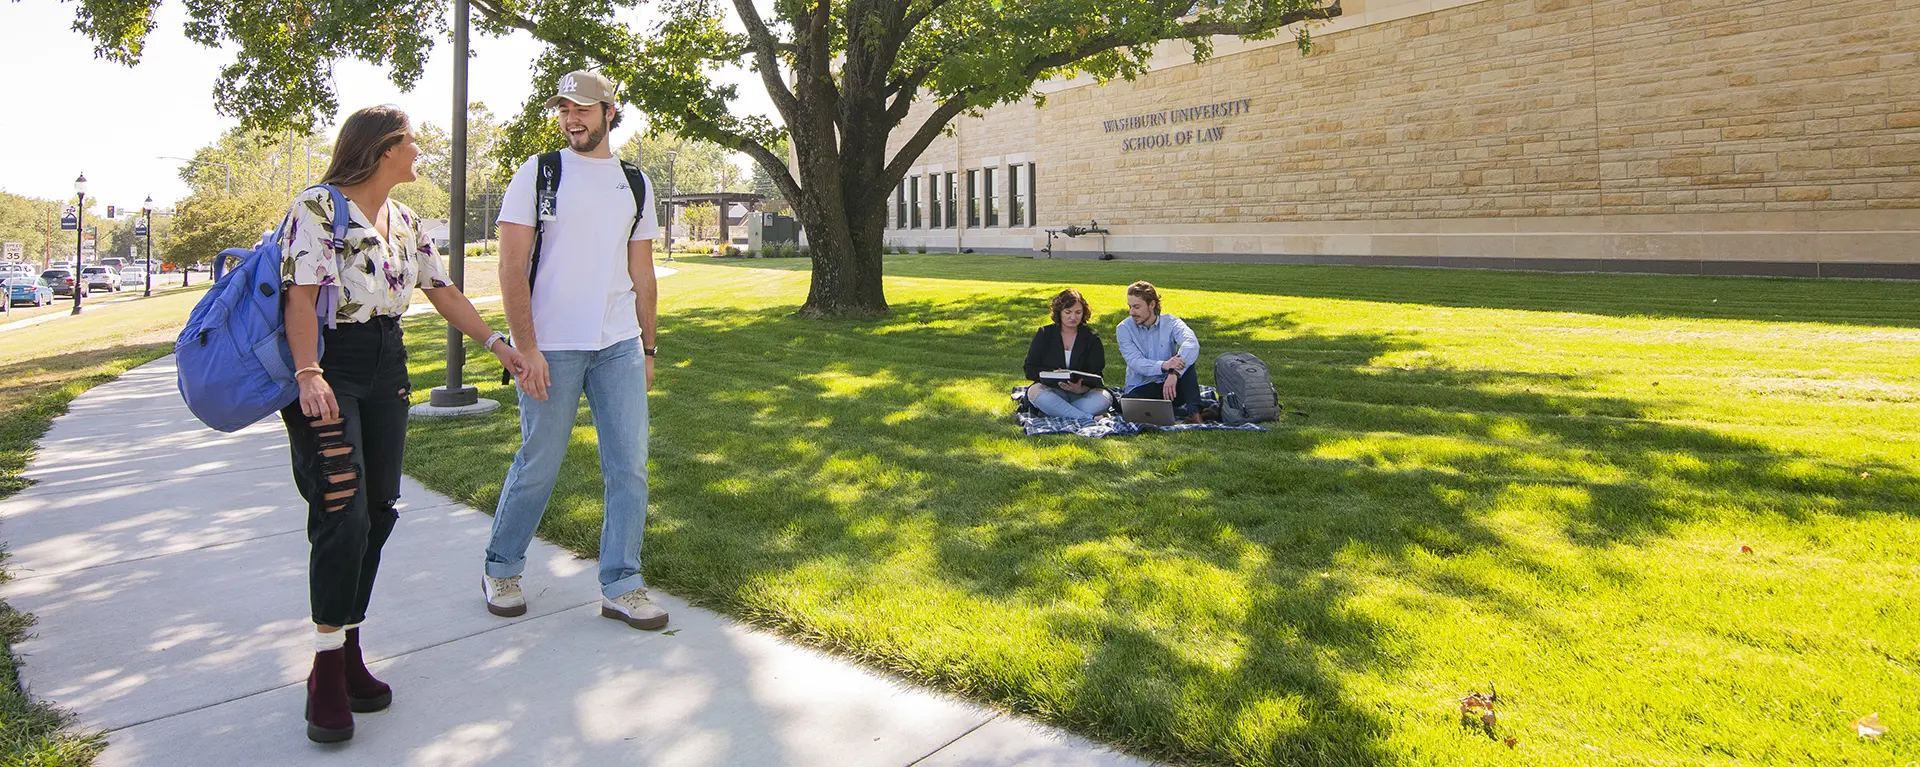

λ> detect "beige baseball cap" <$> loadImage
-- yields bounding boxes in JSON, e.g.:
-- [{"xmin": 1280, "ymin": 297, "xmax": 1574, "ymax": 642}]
[{"xmin": 544, "ymin": 70, "xmax": 618, "ymax": 108}]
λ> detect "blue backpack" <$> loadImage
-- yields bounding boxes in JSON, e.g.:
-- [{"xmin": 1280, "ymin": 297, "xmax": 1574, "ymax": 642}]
[{"xmin": 176, "ymin": 185, "xmax": 347, "ymax": 432}]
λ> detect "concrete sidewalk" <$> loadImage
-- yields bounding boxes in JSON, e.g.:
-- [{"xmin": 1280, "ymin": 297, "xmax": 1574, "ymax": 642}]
[{"xmin": 0, "ymin": 357, "xmax": 1153, "ymax": 766}]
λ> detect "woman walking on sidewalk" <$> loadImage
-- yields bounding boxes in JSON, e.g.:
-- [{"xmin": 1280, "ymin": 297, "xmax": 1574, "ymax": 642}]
[{"xmin": 280, "ymin": 105, "xmax": 527, "ymax": 743}]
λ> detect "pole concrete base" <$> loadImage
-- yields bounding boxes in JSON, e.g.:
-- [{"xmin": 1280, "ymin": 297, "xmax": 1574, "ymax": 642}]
[{"xmin": 410, "ymin": 385, "xmax": 500, "ymax": 418}]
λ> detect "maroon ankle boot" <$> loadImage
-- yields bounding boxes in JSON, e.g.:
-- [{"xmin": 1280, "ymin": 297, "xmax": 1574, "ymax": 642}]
[
  {"xmin": 343, "ymin": 628, "xmax": 392, "ymax": 713},
  {"xmin": 305, "ymin": 648, "xmax": 354, "ymax": 743}
]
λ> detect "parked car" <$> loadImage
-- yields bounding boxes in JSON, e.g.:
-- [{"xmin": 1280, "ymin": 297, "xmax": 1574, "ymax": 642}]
[
  {"xmin": 119, "ymin": 267, "xmax": 147, "ymax": 287},
  {"xmin": 81, "ymin": 266, "xmax": 120, "ymax": 292},
  {"xmin": 41, "ymin": 269, "xmax": 84, "ymax": 297},
  {"xmin": 6, "ymin": 277, "xmax": 54, "ymax": 307},
  {"xmin": 99, "ymin": 257, "xmax": 128, "ymax": 270}
]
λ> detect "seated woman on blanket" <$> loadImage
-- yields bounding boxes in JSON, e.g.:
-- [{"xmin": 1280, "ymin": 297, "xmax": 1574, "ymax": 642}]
[
  {"xmin": 1023, "ymin": 288, "xmax": 1113, "ymax": 420},
  {"xmin": 1117, "ymin": 281, "xmax": 1204, "ymax": 424}
]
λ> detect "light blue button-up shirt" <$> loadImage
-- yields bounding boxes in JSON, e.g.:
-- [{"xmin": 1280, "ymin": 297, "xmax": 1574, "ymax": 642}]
[{"xmin": 1115, "ymin": 314, "xmax": 1200, "ymax": 391}]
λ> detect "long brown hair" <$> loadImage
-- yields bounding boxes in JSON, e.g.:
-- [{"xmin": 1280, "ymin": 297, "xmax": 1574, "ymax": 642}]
[{"xmin": 319, "ymin": 106, "xmax": 412, "ymax": 187}]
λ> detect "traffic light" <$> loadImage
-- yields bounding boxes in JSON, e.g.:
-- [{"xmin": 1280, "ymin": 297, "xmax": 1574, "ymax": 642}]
[{"xmin": 107, "ymin": 205, "xmax": 116, "ymax": 218}]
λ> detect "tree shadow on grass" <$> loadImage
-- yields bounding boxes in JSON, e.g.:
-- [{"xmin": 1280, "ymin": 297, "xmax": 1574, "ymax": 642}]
[
  {"xmin": 693, "ymin": 254, "xmax": 1920, "ymax": 328},
  {"xmin": 402, "ymin": 294, "xmax": 1916, "ymax": 766}
]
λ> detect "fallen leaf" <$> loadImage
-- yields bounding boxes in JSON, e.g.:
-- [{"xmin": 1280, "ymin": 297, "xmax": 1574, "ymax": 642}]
[
  {"xmin": 1862, "ymin": 472, "xmax": 1871, "ymax": 479},
  {"xmin": 662, "ymin": 630, "xmax": 680, "ymax": 637},
  {"xmin": 1852, "ymin": 713, "xmax": 1888, "ymax": 739},
  {"xmin": 1458, "ymin": 688, "xmax": 1500, "ymax": 736},
  {"xmin": 1740, "ymin": 545, "xmax": 1754, "ymax": 554},
  {"xmin": 1504, "ymin": 736, "xmax": 1519, "ymax": 748}
]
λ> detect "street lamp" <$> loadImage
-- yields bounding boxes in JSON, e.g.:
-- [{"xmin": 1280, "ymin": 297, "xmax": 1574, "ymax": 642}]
[
  {"xmin": 72, "ymin": 174, "xmax": 87, "ymax": 315},
  {"xmin": 142, "ymin": 196, "xmax": 154, "ymax": 298},
  {"xmin": 665, "ymin": 151, "xmax": 677, "ymax": 262}
]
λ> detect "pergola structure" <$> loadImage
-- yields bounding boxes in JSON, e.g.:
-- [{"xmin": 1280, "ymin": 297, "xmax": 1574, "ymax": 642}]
[{"xmin": 662, "ymin": 192, "xmax": 766, "ymax": 243}]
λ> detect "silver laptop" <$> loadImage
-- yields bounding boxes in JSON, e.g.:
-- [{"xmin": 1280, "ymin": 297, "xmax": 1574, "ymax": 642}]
[{"xmin": 1118, "ymin": 397, "xmax": 1177, "ymax": 426}]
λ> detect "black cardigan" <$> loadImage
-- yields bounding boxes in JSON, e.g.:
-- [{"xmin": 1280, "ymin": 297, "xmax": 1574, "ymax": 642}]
[{"xmin": 1023, "ymin": 324, "xmax": 1107, "ymax": 387}]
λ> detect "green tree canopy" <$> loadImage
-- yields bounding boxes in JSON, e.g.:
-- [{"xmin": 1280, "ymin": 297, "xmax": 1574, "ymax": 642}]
[
  {"xmin": 67, "ymin": 0, "xmax": 1337, "ymax": 315},
  {"xmin": 0, "ymin": 192, "xmax": 67, "ymax": 265},
  {"xmin": 416, "ymin": 102, "xmax": 506, "ymax": 238},
  {"xmin": 164, "ymin": 193, "xmax": 279, "ymax": 270}
]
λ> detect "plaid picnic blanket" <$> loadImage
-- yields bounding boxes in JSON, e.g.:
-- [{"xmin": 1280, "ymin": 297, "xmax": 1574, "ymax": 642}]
[{"xmin": 1009, "ymin": 385, "xmax": 1269, "ymax": 437}]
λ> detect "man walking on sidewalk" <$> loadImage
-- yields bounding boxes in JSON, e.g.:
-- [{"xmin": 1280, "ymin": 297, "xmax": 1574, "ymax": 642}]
[{"xmin": 482, "ymin": 69, "xmax": 668, "ymax": 630}]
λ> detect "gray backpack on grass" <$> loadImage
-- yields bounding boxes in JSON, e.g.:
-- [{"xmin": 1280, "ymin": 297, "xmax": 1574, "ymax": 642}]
[{"xmin": 1213, "ymin": 352, "xmax": 1279, "ymax": 425}]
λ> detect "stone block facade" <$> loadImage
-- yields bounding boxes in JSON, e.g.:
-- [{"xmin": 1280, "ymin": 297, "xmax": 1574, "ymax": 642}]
[{"xmin": 881, "ymin": 0, "xmax": 1920, "ymax": 275}]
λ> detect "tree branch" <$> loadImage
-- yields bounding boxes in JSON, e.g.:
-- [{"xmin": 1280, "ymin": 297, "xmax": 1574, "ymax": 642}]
[
  {"xmin": 879, "ymin": 94, "xmax": 969, "ymax": 190},
  {"xmin": 469, "ymin": 0, "xmax": 621, "ymax": 66},
  {"xmin": 901, "ymin": 0, "xmax": 952, "ymax": 36},
  {"xmin": 731, "ymin": 0, "xmax": 801, "ymax": 123},
  {"xmin": 1019, "ymin": 1, "xmax": 1341, "ymax": 81},
  {"xmin": 733, "ymin": 139, "xmax": 804, "ymax": 205}
]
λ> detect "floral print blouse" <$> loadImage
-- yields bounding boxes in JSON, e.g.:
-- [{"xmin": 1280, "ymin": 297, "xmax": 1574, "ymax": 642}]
[{"xmin": 280, "ymin": 187, "xmax": 453, "ymax": 323}]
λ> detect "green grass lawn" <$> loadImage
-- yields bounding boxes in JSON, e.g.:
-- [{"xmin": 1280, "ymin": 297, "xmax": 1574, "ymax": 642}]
[{"xmin": 401, "ymin": 255, "xmax": 1920, "ymax": 766}]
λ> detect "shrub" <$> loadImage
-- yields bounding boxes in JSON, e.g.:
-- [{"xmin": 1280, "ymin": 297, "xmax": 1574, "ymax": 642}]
[{"xmin": 915, "ymin": 243, "xmax": 928, "ymax": 254}]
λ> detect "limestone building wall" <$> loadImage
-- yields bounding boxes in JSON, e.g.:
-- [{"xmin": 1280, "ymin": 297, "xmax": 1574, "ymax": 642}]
[{"xmin": 882, "ymin": 0, "xmax": 1920, "ymax": 277}]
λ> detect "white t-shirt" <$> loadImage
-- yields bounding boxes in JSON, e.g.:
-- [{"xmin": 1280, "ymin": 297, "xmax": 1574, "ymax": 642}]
[{"xmin": 498, "ymin": 150, "xmax": 660, "ymax": 352}]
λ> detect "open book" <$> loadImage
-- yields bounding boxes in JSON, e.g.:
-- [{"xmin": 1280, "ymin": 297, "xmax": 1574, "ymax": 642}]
[{"xmin": 1038, "ymin": 370, "xmax": 1104, "ymax": 387}]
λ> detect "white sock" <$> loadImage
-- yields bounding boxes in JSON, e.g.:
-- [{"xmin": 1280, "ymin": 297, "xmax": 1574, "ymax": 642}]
[
  {"xmin": 343, "ymin": 622, "xmax": 362, "ymax": 632},
  {"xmin": 315, "ymin": 630, "xmax": 346, "ymax": 653}
]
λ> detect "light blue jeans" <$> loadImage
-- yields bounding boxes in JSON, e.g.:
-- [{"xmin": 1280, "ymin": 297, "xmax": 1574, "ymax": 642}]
[
  {"xmin": 486, "ymin": 337, "xmax": 650, "ymax": 599},
  {"xmin": 1026, "ymin": 383, "xmax": 1114, "ymax": 420}
]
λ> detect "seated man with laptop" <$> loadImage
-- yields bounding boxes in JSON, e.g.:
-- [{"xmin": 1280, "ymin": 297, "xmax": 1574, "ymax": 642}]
[{"xmin": 1116, "ymin": 281, "xmax": 1204, "ymax": 426}]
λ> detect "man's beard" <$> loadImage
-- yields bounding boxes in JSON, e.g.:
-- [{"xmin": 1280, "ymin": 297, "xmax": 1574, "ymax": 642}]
[{"xmin": 569, "ymin": 123, "xmax": 608, "ymax": 153}]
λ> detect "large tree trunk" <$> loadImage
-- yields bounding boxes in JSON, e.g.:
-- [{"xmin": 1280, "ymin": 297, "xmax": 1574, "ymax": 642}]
[{"xmin": 790, "ymin": 125, "xmax": 892, "ymax": 318}]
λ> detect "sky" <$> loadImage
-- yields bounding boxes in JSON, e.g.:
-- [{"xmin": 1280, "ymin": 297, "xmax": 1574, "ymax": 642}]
[{"xmin": 0, "ymin": 0, "xmax": 775, "ymax": 211}]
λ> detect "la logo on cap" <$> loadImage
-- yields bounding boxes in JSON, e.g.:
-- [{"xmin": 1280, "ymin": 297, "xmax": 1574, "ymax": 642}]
[{"xmin": 559, "ymin": 74, "xmax": 579, "ymax": 93}]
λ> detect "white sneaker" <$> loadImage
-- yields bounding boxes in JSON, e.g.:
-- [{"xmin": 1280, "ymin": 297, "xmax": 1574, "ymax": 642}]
[
  {"xmin": 600, "ymin": 588, "xmax": 669, "ymax": 630},
  {"xmin": 483, "ymin": 574, "xmax": 526, "ymax": 617}
]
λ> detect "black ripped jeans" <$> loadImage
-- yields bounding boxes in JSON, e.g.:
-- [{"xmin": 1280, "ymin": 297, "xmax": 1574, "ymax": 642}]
[{"xmin": 280, "ymin": 315, "xmax": 411, "ymax": 627}]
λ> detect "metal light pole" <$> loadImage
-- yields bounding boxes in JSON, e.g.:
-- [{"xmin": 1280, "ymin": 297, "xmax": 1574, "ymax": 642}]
[
  {"xmin": 142, "ymin": 196, "xmax": 154, "ymax": 298},
  {"xmin": 665, "ymin": 151, "xmax": 677, "ymax": 262},
  {"xmin": 416, "ymin": 0, "xmax": 493, "ymax": 417},
  {"xmin": 72, "ymin": 174, "xmax": 86, "ymax": 315}
]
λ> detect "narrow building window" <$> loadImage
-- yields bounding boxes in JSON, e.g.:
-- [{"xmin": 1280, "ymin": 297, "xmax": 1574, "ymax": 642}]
[
  {"xmin": 966, "ymin": 169, "xmax": 980, "ymax": 227},
  {"xmin": 929, "ymin": 174, "xmax": 942, "ymax": 229},
  {"xmin": 1007, "ymin": 164, "xmax": 1024, "ymax": 228},
  {"xmin": 985, "ymin": 167, "xmax": 998, "ymax": 227},
  {"xmin": 896, "ymin": 184, "xmax": 907, "ymax": 229},
  {"xmin": 944, "ymin": 172, "xmax": 957, "ymax": 229},
  {"xmin": 1026, "ymin": 164, "xmax": 1038, "ymax": 227},
  {"xmin": 909, "ymin": 176, "xmax": 921, "ymax": 229}
]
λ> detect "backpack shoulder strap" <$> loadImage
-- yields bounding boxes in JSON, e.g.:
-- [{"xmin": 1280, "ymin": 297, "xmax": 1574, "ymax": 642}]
[
  {"xmin": 619, "ymin": 161, "xmax": 649, "ymax": 239},
  {"xmin": 529, "ymin": 151, "xmax": 563, "ymax": 291},
  {"xmin": 290, "ymin": 184, "xmax": 351, "ymax": 329},
  {"xmin": 505, "ymin": 152, "xmax": 562, "ymax": 385}
]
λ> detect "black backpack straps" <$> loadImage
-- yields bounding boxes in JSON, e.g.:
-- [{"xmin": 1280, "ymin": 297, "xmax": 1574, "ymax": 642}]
[
  {"xmin": 506, "ymin": 152, "xmax": 563, "ymax": 386},
  {"xmin": 528, "ymin": 151, "xmax": 563, "ymax": 291},
  {"xmin": 619, "ymin": 161, "xmax": 649, "ymax": 239}
]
